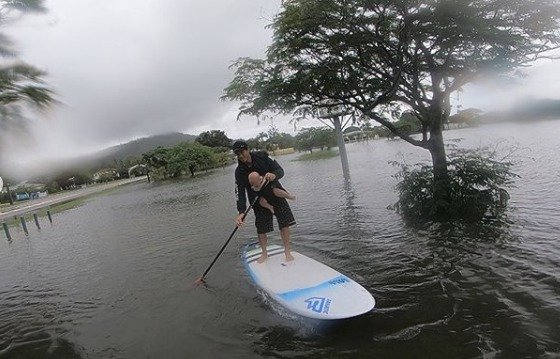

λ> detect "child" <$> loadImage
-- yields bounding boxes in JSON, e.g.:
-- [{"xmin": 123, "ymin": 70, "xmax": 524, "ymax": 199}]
[{"xmin": 248, "ymin": 171, "xmax": 295, "ymax": 214}]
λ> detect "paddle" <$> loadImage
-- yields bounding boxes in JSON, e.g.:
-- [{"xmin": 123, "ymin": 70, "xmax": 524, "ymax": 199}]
[{"xmin": 194, "ymin": 180, "xmax": 268, "ymax": 285}]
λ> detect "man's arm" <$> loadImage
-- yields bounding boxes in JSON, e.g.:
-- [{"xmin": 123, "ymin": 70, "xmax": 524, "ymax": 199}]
[
  {"xmin": 264, "ymin": 154, "xmax": 284, "ymax": 181},
  {"xmin": 235, "ymin": 168, "xmax": 247, "ymax": 213}
]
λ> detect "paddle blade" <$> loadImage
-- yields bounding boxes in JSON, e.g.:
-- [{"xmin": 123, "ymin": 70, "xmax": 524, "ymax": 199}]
[{"xmin": 193, "ymin": 276, "xmax": 206, "ymax": 286}]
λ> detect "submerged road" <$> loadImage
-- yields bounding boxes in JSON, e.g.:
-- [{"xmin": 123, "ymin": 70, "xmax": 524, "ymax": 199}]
[{"xmin": 0, "ymin": 176, "xmax": 147, "ymax": 222}]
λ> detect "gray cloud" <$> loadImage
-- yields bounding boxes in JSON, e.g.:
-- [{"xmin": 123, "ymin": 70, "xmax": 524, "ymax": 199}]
[
  {"xmin": 2, "ymin": 0, "xmax": 284, "ymax": 164},
  {"xmin": 1, "ymin": 0, "xmax": 559, "ymax": 169}
]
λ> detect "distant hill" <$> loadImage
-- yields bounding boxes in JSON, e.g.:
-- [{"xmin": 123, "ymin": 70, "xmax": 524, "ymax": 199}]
[
  {"xmin": 482, "ymin": 98, "xmax": 560, "ymax": 123},
  {"xmin": 82, "ymin": 132, "xmax": 197, "ymax": 172},
  {"xmin": 94, "ymin": 132, "xmax": 196, "ymax": 164},
  {"xmin": 10, "ymin": 132, "xmax": 197, "ymax": 182}
]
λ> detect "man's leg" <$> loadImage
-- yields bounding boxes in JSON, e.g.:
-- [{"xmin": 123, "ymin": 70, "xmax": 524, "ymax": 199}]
[
  {"xmin": 257, "ymin": 232, "xmax": 268, "ymax": 263},
  {"xmin": 280, "ymin": 226, "xmax": 294, "ymax": 262}
]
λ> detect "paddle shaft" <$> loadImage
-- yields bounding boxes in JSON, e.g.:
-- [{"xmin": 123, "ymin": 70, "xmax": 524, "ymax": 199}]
[{"xmin": 199, "ymin": 181, "xmax": 267, "ymax": 280}]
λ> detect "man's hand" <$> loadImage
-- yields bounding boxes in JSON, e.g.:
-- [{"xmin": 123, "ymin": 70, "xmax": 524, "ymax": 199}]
[
  {"xmin": 264, "ymin": 172, "xmax": 276, "ymax": 182},
  {"xmin": 236, "ymin": 213, "xmax": 245, "ymax": 227}
]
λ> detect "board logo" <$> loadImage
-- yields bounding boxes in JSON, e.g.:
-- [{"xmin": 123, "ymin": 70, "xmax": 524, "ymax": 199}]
[
  {"xmin": 328, "ymin": 277, "xmax": 350, "ymax": 285},
  {"xmin": 304, "ymin": 297, "xmax": 332, "ymax": 314}
]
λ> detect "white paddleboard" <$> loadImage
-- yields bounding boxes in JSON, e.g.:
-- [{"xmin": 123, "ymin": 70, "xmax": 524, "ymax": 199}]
[{"xmin": 243, "ymin": 242, "xmax": 375, "ymax": 320}]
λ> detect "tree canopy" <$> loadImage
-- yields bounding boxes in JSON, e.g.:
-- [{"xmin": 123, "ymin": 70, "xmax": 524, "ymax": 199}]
[
  {"xmin": 223, "ymin": 0, "xmax": 560, "ymax": 213},
  {"xmin": 142, "ymin": 142, "xmax": 218, "ymax": 179},
  {"xmin": 195, "ymin": 130, "xmax": 232, "ymax": 150},
  {"xmin": 224, "ymin": 0, "xmax": 560, "ymax": 145},
  {"xmin": 294, "ymin": 127, "xmax": 336, "ymax": 153},
  {"xmin": 0, "ymin": 0, "xmax": 54, "ymax": 133}
]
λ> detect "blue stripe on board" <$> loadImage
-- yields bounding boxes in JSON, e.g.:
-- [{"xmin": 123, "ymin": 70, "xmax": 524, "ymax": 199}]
[
  {"xmin": 245, "ymin": 247, "xmax": 284, "ymax": 262},
  {"xmin": 278, "ymin": 275, "xmax": 351, "ymax": 301},
  {"xmin": 243, "ymin": 242, "xmax": 260, "ymax": 285}
]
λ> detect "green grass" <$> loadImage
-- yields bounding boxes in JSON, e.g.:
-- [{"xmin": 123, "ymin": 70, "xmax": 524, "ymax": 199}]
[
  {"xmin": 293, "ymin": 149, "xmax": 338, "ymax": 161},
  {"xmin": 1, "ymin": 197, "xmax": 89, "ymax": 229},
  {"xmin": 0, "ymin": 186, "xmax": 123, "ymax": 229},
  {"xmin": 48, "ymin": 197, "xmax": 88, "ymax": 214}
]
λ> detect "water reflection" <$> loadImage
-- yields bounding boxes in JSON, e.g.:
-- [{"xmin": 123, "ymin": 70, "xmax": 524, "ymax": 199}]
[
  {"xmin": 2, "ymin": 337, "xmax": 84, "ymax": 359},
  {"xmin": 0, "ymin": 284, "xmax": 93, "ymax": 358},
  {"xmin": 338, "ymin": 174, "xmax": 363, "ymax": 236}
]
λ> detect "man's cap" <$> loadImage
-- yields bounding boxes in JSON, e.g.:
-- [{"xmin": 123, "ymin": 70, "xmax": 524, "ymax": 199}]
[{"xmin": 232, "ymin": 140, "xmax": 248, "ymax": 152}]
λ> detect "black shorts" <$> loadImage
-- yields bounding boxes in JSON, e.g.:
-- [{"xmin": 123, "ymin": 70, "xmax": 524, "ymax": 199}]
[{"xmin": 254, "ymin": 198, "xmax": 296, "ymax": 234}]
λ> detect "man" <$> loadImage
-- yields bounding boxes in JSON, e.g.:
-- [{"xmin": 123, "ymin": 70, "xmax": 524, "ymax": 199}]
[{"xmin": 233, "ymin": 140, "xmax": 296, "ymax": 263}]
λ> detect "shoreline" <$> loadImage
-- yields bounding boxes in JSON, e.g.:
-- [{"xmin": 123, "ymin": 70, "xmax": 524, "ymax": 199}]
[{"xmin": 0, "ymin": 176, "xmax": 147, "ymax": 222}]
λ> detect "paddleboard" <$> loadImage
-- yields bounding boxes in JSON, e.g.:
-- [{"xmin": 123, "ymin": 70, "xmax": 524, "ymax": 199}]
[{"xmin": 243, "ymin": 242, "xmax": 375, "ymax": 320}]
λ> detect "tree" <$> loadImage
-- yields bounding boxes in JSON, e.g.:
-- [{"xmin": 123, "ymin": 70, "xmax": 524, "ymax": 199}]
[
  {"xmin": 448, "ymin": 108, "xmax": 483, "ymax": 127},
  {"xmin": 195, "ymin": 130, "xmax": 232, "ymax": 150},
  {"xmin": 143, "ymin": 142, "xmax": 217, "ymax": 179},
  {"xmin": 294, "ymin": 127, "xmax": 336, "ymax": 153},
  {"xmin": 245, "ymin": 132, "xmax": 269, "ymax": 151},
  {"xmin": 395, "ymin": 111, "xmax": 422, "ymax": 136},
  {"xmin": 0, "ymin": 0, "xmax": 54, "ymax": 133},
  {"xmin": 223, "ymin": 0, "xmax": 560, "ymax": 214},
  {"xmin": 262, "ymin": 123, "xmax": 296, "ymax": 151},
  {"xmin": 269, "ymin": 132, "xmax": 295, "ymax": 150}
]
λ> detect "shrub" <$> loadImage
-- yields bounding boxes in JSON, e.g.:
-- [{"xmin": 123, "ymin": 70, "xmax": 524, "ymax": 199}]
[{"xmin": 391, "ymin": 146, "xmax": 518, "ymax": 223}]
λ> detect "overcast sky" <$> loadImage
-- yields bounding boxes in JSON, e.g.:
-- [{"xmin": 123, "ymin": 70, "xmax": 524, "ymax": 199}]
[{"xmin": 1, "ymin": 0, "xmax": 559, "ymax": 168}]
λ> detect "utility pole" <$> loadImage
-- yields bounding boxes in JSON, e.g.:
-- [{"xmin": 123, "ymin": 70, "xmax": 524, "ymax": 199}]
[{"xmin": 318, "ymin": 102, "xmax": 352, "ymax": 179}]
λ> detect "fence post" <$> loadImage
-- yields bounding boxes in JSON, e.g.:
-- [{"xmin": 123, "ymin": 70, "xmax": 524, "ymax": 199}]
[
  {"xmin": 33, "ymin": 213, "xmax": 41, "ymax": 229},
  {"xmin": 2, "ymin": 222, "xmax": 11, "ymax": 241},
  {"xmin": 20, "ymin": 217, "xmax": 29, "ymax": 236}
]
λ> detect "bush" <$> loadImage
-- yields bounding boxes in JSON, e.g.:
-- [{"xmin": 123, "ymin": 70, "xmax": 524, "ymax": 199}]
[
  {"xmin": 391, "ymin": 146, "xmax": 518, "ymax": 223},
  {"xmin": 143, "ymin": 142, "xmax": 219, "ymax": 179}
]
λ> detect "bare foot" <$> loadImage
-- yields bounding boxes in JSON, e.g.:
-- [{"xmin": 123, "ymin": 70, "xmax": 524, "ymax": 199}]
[
  {"xmin": 285, "ymin": 252, "xmax": 294, "ymax": 262},
  {"xmin": 287, "ymin": 194, "xmax": 296, "ymax": 201},
  {"xmin": 257, "ymin": 254, "xmax": 268, "ymax": 263}
]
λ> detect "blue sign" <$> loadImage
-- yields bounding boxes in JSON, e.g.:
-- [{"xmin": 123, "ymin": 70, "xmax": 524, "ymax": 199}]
[{"xmin": 304, "ymin": 297, "xmax": 332, "ymax": 314}]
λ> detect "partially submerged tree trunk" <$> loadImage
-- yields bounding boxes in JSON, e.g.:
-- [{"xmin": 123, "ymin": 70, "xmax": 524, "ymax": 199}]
[
  {"xmin": 428, "ymin": 126, "xmax": 450, "ymax": 213},
  {"xmin": 332, "ymin": 116, "xmax": 350, "ymax": 177},
  {"xmin": 426, "ymin": 89, "xmax": 452, "ymax": 212}
]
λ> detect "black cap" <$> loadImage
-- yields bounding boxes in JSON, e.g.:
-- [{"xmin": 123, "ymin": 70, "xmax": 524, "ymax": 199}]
[{"xmin": 232, "ymin": 140, "xmax": 248, "ymax": 153}]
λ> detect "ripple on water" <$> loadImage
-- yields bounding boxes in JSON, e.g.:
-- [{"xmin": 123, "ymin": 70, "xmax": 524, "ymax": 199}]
[{"xmin": 1, "ymin": 122, "xmax": 560, "ymax": 358}]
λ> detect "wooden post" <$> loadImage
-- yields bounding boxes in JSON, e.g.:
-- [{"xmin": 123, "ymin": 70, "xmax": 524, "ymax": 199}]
[
  {"xmin": 47, "ymin": 210, "xmax": 53, "ymax": 224},
  {"xmin": 20, "ymin": 217, "xmax": 29, "ymax": 236},
  {"xmin": 2, "ymin": 223, "xmax": 11, "ymax": 241},
  {"xmin": 33, "ymin": 213, "xmax": 41, "ymax": 229}
]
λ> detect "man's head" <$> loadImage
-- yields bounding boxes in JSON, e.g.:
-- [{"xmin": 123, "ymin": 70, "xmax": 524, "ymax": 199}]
[{"xmin": 232, "ymin": 140, "xmax": 250, "ymax": 163}]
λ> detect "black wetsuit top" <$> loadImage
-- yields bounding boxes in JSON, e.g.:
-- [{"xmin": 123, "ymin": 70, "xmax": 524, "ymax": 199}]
[{"xmin": 235, "ymin": 151, "xmax": 284, "ymax": 213}]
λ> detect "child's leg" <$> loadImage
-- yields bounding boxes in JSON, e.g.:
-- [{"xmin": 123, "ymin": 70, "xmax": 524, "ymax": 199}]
[
  {"xmin": 272, "ymin": 188, "xmax": 296, "ymax": 201},
  {"xmin": 259, "ymin": 197, "xmax": 275, "ymax": 214}
]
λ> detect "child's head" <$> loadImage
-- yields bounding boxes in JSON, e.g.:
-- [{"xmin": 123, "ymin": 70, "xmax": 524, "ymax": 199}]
[{"xmin": 248, "ymin": 171, "xmax": 263, "ymax": 190}]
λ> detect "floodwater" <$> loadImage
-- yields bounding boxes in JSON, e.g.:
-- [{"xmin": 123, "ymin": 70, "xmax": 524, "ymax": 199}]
[{"xmin": 1, "ymin": 121, "xmax": 559, "ymax": 358}]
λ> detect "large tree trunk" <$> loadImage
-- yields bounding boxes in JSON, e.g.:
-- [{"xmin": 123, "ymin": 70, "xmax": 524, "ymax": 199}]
[{"xmin": 428, "ymin": 117, "xmax": 450, "ymax": 213}]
